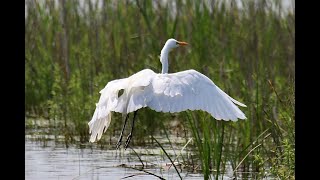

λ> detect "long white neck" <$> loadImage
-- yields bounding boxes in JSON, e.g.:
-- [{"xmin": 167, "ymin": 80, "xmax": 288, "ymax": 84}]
[{"xmin": 160, "ymin": 47, "xmax": 169, "ymax": 74}]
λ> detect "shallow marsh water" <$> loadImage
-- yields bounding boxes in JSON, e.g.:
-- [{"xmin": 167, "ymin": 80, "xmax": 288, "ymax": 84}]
[
  {"xmin": 25, "ymin": 137, "xmax": 269, "ymax": 179},
  {"xmin": 25, "ymin": 137, "xmax": 208, "ymax": 180},
  {"xmin": 25, "ymin": 120, "xmax": 269, "ymax": 180}
]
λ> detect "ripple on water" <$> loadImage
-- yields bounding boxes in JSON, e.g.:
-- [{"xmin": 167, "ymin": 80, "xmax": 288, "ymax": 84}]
[{"xmin": 25, "ymin": 139, "xmax": 207, "ymax": 180}]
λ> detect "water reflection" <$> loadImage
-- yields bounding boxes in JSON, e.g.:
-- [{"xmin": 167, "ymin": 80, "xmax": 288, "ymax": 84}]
[{"xmin": 25, "ymin": 140, "xmax": 206, "ymax": 180}]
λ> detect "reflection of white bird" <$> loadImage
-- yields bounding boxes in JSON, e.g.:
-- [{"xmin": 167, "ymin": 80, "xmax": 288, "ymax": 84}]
[{"xmin": 88, "ymin": 38, "xmax": 247, "ymax": 149}]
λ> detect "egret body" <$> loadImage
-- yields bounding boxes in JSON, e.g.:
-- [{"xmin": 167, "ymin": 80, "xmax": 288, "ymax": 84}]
[{"xmin": 88, "ymin": 39, "xmax": 246, "ymax": 148}]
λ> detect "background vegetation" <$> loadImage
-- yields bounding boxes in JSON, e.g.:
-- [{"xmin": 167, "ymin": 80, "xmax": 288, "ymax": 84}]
[{"xmin": 25, "ymin": 0, "xmax": 295, "ymax": 179}]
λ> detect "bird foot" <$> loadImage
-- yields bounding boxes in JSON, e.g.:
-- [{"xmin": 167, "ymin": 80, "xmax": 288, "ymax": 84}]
[{"xmin": 124, "ymin": 133, "xmax": 133, "ymax": 150}]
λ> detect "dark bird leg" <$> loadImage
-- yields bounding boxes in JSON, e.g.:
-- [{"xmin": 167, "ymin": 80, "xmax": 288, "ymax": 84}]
[
  {"xmin": 116, "ymin": 114, "xmax": 129, "ymax": 149},
  {"xmin": 124, "ymin": 110, "xmax": 138, "ymax": 150}
]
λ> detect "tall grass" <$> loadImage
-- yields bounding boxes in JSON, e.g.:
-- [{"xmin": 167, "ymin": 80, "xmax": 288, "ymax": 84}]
[{"xmin": 25, "ymin": 0, "xmax": 294, "ymax": 178}]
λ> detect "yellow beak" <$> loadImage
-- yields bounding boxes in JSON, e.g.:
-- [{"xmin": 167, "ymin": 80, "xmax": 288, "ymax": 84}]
[{"xmin": 177, "ymin": 41, "xmax": 188, "ymax": 46}]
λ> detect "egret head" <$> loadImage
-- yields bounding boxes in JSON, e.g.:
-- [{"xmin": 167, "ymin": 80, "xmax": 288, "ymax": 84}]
[
  {"xmin": 163, "ymin": 38, "xmax": 188, "ymax": 50},
  {"xmin": 160, "ymin": 38, "xmax": 188, "ymax": 74}
]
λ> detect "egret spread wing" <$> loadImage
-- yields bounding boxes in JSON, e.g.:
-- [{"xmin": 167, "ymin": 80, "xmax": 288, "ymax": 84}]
[
  {"xmin": 144, "ymin": 70, "xmax": 246, "ymax": 121},
  {"xmin": 88, "ymin": 69, "xmax": 156, "ymax": 142},
  {"xmin": 88, "ymin": 78, "xmax": 125, "ymax": 142}
]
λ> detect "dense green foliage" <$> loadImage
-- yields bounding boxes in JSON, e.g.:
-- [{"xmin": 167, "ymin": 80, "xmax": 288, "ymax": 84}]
[{"xmin": 25, "ymin": 0, "xmax": 294, "ymax": 179}]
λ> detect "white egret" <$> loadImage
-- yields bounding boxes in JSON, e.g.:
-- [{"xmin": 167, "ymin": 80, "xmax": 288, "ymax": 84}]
[{"xmin": 88, "ymin": 38, "xmax": 246, "ymax": 149}]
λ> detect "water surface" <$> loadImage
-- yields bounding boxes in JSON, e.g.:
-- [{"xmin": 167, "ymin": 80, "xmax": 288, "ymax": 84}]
[{"xmin": 25, "ymin": 139, "xmax": 209, "ymax": 180}]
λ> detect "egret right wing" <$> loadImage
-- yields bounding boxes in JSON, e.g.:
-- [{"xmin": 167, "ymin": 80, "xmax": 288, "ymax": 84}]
[{"xmin": 145, "ymin": 70, "xmax": 247, "ymax": 121}]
